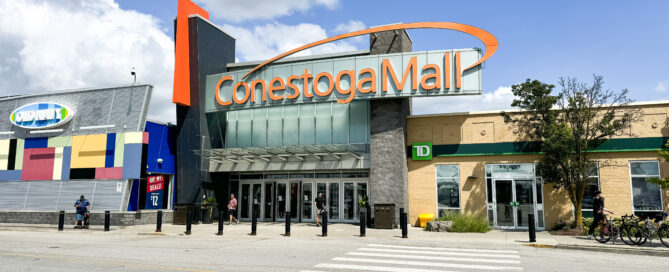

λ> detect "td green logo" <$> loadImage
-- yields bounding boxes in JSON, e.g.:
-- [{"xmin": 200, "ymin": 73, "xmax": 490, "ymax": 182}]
[{"xmin": 412, "ymin": 142, "xmax": 432, "ymax": 160}]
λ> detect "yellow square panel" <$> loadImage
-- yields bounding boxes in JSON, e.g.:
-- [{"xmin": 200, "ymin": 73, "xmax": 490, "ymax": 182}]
[
  {"xmin": 71, "ymin": 134, "xmax": 107, "ymax": 169},
  {"xmin": 124, "ymin": 132, "xmax": 143, "ymax": 144}
]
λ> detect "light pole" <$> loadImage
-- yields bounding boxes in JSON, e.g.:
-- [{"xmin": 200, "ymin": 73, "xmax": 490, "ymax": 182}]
[{"xmin": 131, "ymin": 67, "xmax": 136, "ymax": 86}]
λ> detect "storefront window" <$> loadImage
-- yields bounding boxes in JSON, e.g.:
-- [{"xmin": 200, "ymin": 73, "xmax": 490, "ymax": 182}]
[
  {"xmin": 630, "ymin": 161, "xmax": 662, "ymax": 214},
  {"xmin": 582, "ymin": 162, "xmax": 600, "ymax": 214},
  {"xmin": 436, "ymin": 165, "xmax": 460, "ymax": 216},
  {"xmin": 332, "ymin": 103, "xmax": 349, "ymax": 144},
  {"xmin": 236, "ymin": 109, "xmax": 252, "ymax": 148},
  {"xmin": 267, "ymin": 107, "xmax": 283, "ymax": 146},
  {"xmin": 252, "ymin": 108, "xmax": 267, "ymax": 147},
  {"xmin": 299, "ymin": 104, "xmax": 315, "ymax": 145},
  {"xmin": 315, "ymin": 103, "xmax": 332, "ymax": 144},
  {"xmin": 282, "ymin": 106, "xmax": 299, "ymax": 146},
  {"xmin": 349, "ymin": 101, "xmax": 368, "ymax": 144}
]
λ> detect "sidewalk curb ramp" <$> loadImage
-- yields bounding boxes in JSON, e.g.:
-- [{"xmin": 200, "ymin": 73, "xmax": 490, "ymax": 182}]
[{"xmin": 524, "ymin": 243, "xmax": 669, "ymax": 257}]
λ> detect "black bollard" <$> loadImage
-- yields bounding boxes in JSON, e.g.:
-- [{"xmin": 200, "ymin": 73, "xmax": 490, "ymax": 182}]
[
  {"xmin": 400, "ymin": 210, "xmax": 408, "ymax": 239},
  {"xmin": 251, "ymin": 208, "xmax": 257, "ymax": 236},
  {"xmin": 399, "ymin": 208, "xmax": 405, "ymax": 230},
  {"xmin": 155, "ymin": 210, "xmax": 163, "ymax": 232},
  {"xmin": 359, "ymin": 211, "xmax": 366, "ymax": 237},
  {"xmin": 321, "ymin": 211, "xmax": 328, "ymax": 237},
  {"xmin": 104, "ymin": 211, "xmax": 110, "ymax": 232},
  {"xmin": 285, "ymin": 210, "xmax": 291, "ymax": 237},
  {"xmin": 217, "ymin": 210, "xmax": 224, "ymax": 236},
  {"xmin": 58, "ymin": 211, "xmax": 64, "ymax": 231},
  {"xmin": 185, "ymin": 209, "xmax": 192, "ymax": 235},
  {"xmin": 528, "ymin": 213, "xmax": 536, "ymax": 242}
]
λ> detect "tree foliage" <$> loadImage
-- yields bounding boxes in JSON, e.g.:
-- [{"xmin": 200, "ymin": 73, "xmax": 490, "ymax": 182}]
[
  {"xmin": 648, "ymin": 141, "xmax": 669, "ymax": 188},
  {"xmin": 502, "ymin": 75, "xmax": 640, "ymax": 229}
]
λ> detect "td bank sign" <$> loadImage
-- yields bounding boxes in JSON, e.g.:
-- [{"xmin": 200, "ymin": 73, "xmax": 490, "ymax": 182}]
[
  {"xmin": 412, "ymin": 142, "xmax": 433, "ymax": 161},
  {"xmin": 199, "ymin": 22, "xmax": 498, "ymax": 112}
]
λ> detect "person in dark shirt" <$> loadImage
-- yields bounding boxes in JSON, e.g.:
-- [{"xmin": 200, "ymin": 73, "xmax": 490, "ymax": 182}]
[
  {"xmin": 588, "ymin": 190, "xmax": 613, "ymax": 239},
  {"xmin": 314, "ymin": 192, "xmax": 326, "ymax": 226},
  {"xmin": 74, "ymin": 195, "xmax": 90, "ymax": 229}
]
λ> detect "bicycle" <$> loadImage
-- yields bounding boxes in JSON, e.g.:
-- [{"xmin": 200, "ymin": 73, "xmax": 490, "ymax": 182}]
[
  {"xmin": 618, "ymin": 214, "xmax": 641, "ymax": 246},
  {"xmin": 593, "ymin": 215, "xmax": 622, "ymax": 244},
  {"xmin": 627, "ymin": 212, "xmax": 669, "ymax": 247}
]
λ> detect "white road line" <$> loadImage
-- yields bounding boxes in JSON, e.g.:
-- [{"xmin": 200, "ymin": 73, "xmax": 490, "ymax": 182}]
[
  {"xmin": 368, "ymin": 243, "xmax": 519, "ymax": 254},
  {"xmin": 332, "ymin": 257, "xmax": 523, "ymax": 271},
  {"xmin": 358, "ymin": 247, "xmax": 520, "ymax": 259},
  {"xmin": 347, "ymin": 252, "xmax": 522, "ymax": 264},
  {"xmin": 315, "ymin": 263, "xmax": 456, "ymax": 272}
]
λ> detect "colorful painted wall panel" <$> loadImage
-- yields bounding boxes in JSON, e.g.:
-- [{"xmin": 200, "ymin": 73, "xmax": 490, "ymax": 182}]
[
  {"xmin": 146, "ymin": 121, "xmax": 176, "ymax": 174},
  {"xmin": 0, "ymin": 170, "xmax": 21, "ymax": 181},
  {"xmin": 95, "ymin": 167, "xmax": 123, "ymax": 179},
  {"xmin": 14, "ymin": 139, "xmax": 24, "ymax": 170},
  {"xmin": 21, "ymin": 147, "xmax": 55, "ymax": 180},
  {"xmin": 61, "ymin": 147, "xmax": 71, "ymax": 180},
  {"xmin": 24, "ymin": 137, "xmax": 48, "ymax": 149},
  {"xmin": 124, "ymin": 132, "xmax": 144, "ymax": 144},
  {"xmin": 105, "ymin": 133, "xmax": 116, "ymax": 168},
  {"xmin": 122, "ymin": 143, "xmax": 142, "ymax": 179},
  {"xmin": 113, "ymin": 133, "xmax": 125, "ymax": 168},
  {"xmin": 52, "ymin": 147, "xmax": 63, "ymax": 180},
  {"xmin": 0, "ymin": 139, "xmax": 9, "ymax": 170},
  {"xmin": 70, "ymin": 134, "xmax": 107, "ymax": 168},
  {"xmin": 47, "ymin": 136, "xmax": 72, "ymax": 147}
]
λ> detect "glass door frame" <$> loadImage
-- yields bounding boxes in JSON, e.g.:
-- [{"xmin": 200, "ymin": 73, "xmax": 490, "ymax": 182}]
[
  {"xmin": 301, "ymin": 181, "xmax": 315, "ymax": 222},
  {"xmin": 238, "ymin": 179, "xmax": 265, "ymax": 222},
  {"xmin": 341, "ymin": 178, "xmax": 367, "ymax": 223},
  {"xmin": 490, "ymin": 178, "xmax": 542, "ymax": 230},
  {"xmin": 487, "ymin": 163, "xmax": 545, "ymax": 230}
]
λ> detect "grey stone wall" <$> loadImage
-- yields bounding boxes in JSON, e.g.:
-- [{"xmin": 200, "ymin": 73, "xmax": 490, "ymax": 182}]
[
  {"xmin": 368, "ymin": 28, "xmax": 412, "ymax": 227},
  {"xmin": 0, "ymin": 210, "xmax": 173, "ymax": 226}
]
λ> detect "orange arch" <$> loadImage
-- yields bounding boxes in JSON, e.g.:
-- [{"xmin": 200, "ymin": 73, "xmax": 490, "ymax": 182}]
[{"xmin": 242, "ymin": 22, "xmax": 498, "ymax": 80}]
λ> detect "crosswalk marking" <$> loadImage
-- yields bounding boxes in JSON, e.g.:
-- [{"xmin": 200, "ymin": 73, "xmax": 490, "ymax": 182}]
[
  {"xmin": 367, "ymin": 243, "xmax": 519, "ymax": 254},
  {"xmin": 358, "ymin": 247, "xmax": 521, "ymax": 259},
  {"xmin": 314, "ymin": 263, "xmax": 457, "ymax": 272},
  {"xmin": 308, "ymin": 243, "xmax": 524, "ymax": 272},
  {"xmin": 346, "ymin": 252, "xmax": 522, "ymax": 264},
  {"xmin": 331, "ymin": 257, "xmax": 523, "ymax": 271}
]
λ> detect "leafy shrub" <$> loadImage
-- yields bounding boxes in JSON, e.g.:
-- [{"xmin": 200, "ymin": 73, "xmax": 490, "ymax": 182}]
[
  {"xmin": 436, "ymin": 212, "xmax": 491, "ymax": 233},
  {"xmin": 550, "ymin": 217, "xmax": 594, "ymax": 235}
]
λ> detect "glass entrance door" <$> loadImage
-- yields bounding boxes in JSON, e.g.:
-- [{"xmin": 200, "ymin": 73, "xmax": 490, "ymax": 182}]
[
  {"xmin": 302, "ymin": 182, "xmax": 313, "ymax": 221},
  {"xmin": 276, "ymin": 182, "xmax": 287, "ymax": 220},
  {"xmin": 492, "ymin": 178, "xmax": 541, "ymax": 229},
  {"xmin": 264, "ymin": 183, "xmax": 273, "ymax": 221}
]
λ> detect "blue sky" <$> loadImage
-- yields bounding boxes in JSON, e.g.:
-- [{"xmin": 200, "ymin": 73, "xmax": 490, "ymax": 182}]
[{"xmin": 0, "ymin": 0, "xmax": 667, "ymax": 122}]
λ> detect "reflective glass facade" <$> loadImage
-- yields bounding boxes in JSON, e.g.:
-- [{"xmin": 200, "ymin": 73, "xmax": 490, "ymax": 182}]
[{"xmin": 224, "ymin": 101, "xmax": 369, "ymax": 148}]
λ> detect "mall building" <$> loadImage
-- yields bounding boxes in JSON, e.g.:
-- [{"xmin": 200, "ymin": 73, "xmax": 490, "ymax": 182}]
[
  {"xmin": 0, "ymin": 85, "xmax": 176, "ymax": 215},
  {"xmin": 171, "ymin": 0, "xmax": 667, "ymax": 231}
]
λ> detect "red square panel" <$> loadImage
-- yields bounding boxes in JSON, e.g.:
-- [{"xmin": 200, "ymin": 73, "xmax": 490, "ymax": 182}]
[
  {"xmin": 22, "ymin": 147, "xmax": 55, "ymax": 181},
  {"xmin": 142, "ymin": 132, "xmax": 149, "ymax": 144},
  {"xmin": 95, "ymin": 167, "xmax": 123, "ymax": 179}
]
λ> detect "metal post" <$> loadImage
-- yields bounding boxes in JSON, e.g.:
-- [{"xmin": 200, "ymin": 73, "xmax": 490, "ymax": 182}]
[
  {"xmin": 528, "ymin": 213, "xmax": 536, "ymax": 243},
  {"xmin": 217, "ymin": 210, "xmax": 224, "ymax": 236},
  {"xmin": 360, "ymin": 211, "xmax": 366, "ymax": 237},
  {"xmin": 58, "ymin": 211, "xmax": 64, "ymax": 231},
  {"xmin": 251, "ymin": 208, "xmax": 257, "ymax": 236},
  {"xmin": 155, "ymin": 210, "xmax": 163, "ymax": 232},
  {"xmin": 285, "ymin": 210, "xmax": 291, "ymax": 237},
  {"xmin": 321, "ymin": 211, "xmax": 328, "ymax": 237},
  {"xmin": 104, "ymin": 211, "xmax": 110, "ymax": 232},
  {"xmin": 400, "ymin": 208, "xmax": 408, "ymax": 239},
  {"xmin": 185, "ymin": 208, "xmax": 192, "ymax": 235}
]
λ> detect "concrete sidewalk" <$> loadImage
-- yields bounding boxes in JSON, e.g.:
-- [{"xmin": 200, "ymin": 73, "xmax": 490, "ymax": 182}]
[{"xmin": 2, "ymin": 222, "xmax": 668, "ymax": 256}]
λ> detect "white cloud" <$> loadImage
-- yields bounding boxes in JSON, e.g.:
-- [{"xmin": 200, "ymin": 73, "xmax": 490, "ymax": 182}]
[
  {"xmin": 223, "ymin": 22, "xmax": 359, "ymax": 62},
  {"xmin": 333, "ymin": 20, "xmax": 366, "ymax": 42},
  {"xmin": 196, "ymin": 0, "xmax": 339, "ymax": 22},
  {"xmin": 411, "ymin": 86, "xmax": 516, "ymax": 115},
  {"xmin": 0, "ymin": 0, "xmax": 176, "ymax": 123},
  {"xmin": 655, "ymin": 81, "xmax": 667, "ymax": 92}
]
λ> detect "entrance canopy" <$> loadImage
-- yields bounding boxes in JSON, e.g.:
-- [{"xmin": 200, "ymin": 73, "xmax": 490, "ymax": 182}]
[{"xmin": 194, "ymin": 144, "xmax": 363, "ymax": 164}]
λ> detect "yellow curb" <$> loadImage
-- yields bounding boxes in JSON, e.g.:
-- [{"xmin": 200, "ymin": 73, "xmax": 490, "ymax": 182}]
[{"xmin": 523, "ymin": 243, "xmax": 556, "ymax": 248}]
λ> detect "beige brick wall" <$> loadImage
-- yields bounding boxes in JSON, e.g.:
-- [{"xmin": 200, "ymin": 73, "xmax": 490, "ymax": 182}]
[{"xmin": 407, "ymin": 102, "xmax": 668, "ymax": 228}]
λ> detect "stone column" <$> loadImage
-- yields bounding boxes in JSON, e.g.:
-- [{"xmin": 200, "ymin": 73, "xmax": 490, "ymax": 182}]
[{"xmin": 368, "ymin": 27, "xmax": 412, "ymax": 227}]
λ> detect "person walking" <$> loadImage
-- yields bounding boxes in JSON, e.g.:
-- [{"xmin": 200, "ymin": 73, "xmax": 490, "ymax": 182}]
[
  {"xmin": 228, "ymin": 193, "xmax": 239, "ymax": 225},
  {"xmin": 588, "ymin": 190, "xmax": 613, "ymax": 239},
  {"xmin": 74, "ymin": 195, "xmax": 89, "ymax": 229},
  {"xmin": 314, "ymin": 192, "xmax": 326, "ymax": 226}
]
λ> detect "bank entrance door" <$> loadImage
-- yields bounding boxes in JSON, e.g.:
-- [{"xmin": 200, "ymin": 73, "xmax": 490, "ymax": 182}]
[{"xmin": 488, "ymin": 164, "xmax": 545, "ymax": 230}]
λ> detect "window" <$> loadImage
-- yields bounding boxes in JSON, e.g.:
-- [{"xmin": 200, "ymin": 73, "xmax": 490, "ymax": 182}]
[
  {"xmin": 436, "ymin": 165, "xmax": 460, "ymax": 216},
  {"xmin": 630, "ymin": 161, "xmax": 662, "ymax": 214},
  {"xmin": 582, "ymin": 162, "xmax": 600, "ymax": 213}
]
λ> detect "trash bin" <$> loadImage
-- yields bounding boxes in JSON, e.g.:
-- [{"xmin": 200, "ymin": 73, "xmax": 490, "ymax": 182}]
[
  {"xmin": 173, "ymin": 205, "xmax": 188, "ymax": 225},
  {"xmin": 374, "ymin": 204, "xmax": 395, "ymax": 229},
  {"xmin": 419, "ymin": 213, "xmax": 435, "ymax": 228}
]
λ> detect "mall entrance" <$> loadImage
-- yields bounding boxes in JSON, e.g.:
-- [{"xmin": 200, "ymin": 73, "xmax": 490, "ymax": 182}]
[
  {"xmin": 486, "ymin": 164, "xmax": 545, "ymax": 230},
  {"xmin": 234, "ymin": 172, "xmax": 368, "ymax": 223}
]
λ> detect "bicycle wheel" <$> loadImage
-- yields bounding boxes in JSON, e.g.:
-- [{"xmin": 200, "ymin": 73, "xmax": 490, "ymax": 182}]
[
  {"xmin": 658, "ymin": 225, "xmax": 669, "ymax": 247},
  {"xmin": 619, "ymin": 225, "xmax": 638, "ymax": 245},
  {"xmin": 627, "ymin": 225, "xmax": 646, "ymax": 245},
  {"xmin": 594, "ymin": 222, "xmax": 612, "ymax": 243}
]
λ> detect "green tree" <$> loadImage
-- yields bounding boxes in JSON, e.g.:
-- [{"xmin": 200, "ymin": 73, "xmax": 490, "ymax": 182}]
[
  {"xmin": 502, "ymin": 76, "xmax": 639, "ymax": 230},
  {"xmin": 648, "ymin": 142, "xmax": 669, "ymax": 188}
]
